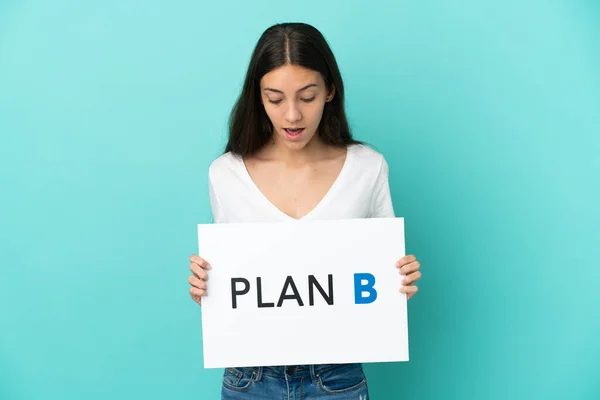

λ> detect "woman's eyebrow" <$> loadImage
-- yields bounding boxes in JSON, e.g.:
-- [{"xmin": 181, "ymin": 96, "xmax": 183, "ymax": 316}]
[{"xmin": 263, "ymin": 83, "xmax": 318, "ymax": 94}]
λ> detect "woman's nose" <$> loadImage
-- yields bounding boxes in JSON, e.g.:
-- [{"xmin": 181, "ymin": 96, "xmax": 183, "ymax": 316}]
[{"xmin": 284, "ymin": 101, "xmax": 302, "ymax": 123}]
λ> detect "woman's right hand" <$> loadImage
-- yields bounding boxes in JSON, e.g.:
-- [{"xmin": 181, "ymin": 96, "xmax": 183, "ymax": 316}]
[{"xmin": 188, "ymin": 254, "xmax": 211, "ymax": 306}]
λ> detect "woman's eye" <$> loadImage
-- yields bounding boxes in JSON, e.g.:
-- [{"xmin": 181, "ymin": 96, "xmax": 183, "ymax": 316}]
[
  {"xmin": 301, "ymin": 97, "xmax": 316, "ymax": 103},
  {"xmin": 268, "ymin": 99, "xmax": 282, "ymax": 105}
]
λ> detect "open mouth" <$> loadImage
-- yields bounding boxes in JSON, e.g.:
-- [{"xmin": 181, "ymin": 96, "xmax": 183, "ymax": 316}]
[{"xmin": 283, "ymin": 128, "xmax": 305, "ymax": 139}]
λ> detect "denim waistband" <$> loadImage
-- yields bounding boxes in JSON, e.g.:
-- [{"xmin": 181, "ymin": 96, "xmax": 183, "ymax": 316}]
[{"xmin": 234, "ymin": 363, "xmax": 361, "ymax": 382}]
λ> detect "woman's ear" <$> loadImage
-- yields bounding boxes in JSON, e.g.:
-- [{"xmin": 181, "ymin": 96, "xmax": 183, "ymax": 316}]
[{"xmin": 326, "ymin": 84, "xmax": 336, "ymax": 102}]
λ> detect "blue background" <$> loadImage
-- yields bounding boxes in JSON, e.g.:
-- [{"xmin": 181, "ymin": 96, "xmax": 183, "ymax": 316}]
[{"xmin": 1, "ymin": 1, "xmax": 599, "ymax": 399}]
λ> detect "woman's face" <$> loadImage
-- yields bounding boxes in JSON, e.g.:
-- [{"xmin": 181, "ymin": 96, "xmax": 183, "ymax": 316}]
[{"xmin": 260, "ymin": 64, "xmax": 334, "ymax": 150}]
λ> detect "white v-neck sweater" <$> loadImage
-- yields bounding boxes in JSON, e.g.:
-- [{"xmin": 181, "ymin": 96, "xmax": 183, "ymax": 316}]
[{"xmin": 208, "ymin": 144, "xmax": 395, "ymax": 223}]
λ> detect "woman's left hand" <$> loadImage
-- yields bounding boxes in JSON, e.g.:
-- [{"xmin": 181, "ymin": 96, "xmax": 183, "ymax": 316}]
[{"xmin": 396, "ymin": 255, "xmax": 421, "ymax": 300}]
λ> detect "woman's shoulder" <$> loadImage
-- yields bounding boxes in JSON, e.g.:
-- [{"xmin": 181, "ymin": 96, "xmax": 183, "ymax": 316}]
[
  {"xmin": 208, "ymin": 151, "xmax": 242, "ymax": 181},
  {"xmin": 208, "ymin": 144, "xmax": 387, "ymax": 179},
  {"xmin": 348, "ymin": 143, "xmax": 388, "ymax": 169}
]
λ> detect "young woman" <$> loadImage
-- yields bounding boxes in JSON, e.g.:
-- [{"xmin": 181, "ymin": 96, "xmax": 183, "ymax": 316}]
[{"xmin": 188, "ymin": 22, "xmax": 422, "ymax": 399}]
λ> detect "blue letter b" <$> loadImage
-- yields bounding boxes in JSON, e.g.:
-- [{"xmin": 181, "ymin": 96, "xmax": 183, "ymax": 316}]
[{"xmin": 354, "ymin": 273, "xmax": 377, "ymax": 304}]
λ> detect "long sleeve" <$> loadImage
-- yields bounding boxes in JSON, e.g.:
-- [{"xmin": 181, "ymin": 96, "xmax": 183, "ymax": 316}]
[
  {"xmin": 369, "ymin": 156, "xmax": 396, "ymax": 218},
  {"xmin": 208, "ymin": 172, "xmax": 225, "ymax": 224}
]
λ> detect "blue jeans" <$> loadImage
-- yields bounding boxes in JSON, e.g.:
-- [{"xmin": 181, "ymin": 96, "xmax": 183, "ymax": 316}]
[{"xmin": 221, "ymin": 363, "xmax": 369, "ymax": 399}]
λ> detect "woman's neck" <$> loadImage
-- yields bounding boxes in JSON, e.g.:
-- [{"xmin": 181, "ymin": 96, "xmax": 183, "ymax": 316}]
[{"xmin": 260, "ymin": 134, "xmax": 329, "ymax": 166}]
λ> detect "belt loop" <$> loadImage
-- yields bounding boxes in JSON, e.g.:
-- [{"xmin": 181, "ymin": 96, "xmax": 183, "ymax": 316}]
[
  {"xmin": 309, "ymin": 365, "xmax": 318, "ymax": 383},
  {"xmin": 254, "ymin": 366, "xmax": 263, "ymax": 382}
]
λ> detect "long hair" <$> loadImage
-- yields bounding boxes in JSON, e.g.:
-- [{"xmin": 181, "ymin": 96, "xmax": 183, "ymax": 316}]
[{"xmin": 225, "ymin": 22, "xmax": 361, "ymax": 156}]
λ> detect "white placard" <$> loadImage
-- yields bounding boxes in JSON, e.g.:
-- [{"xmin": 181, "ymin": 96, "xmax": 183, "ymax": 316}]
[{"xmin": 197, "ymin": 217, "xmax": 409, "ymax": 368}]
